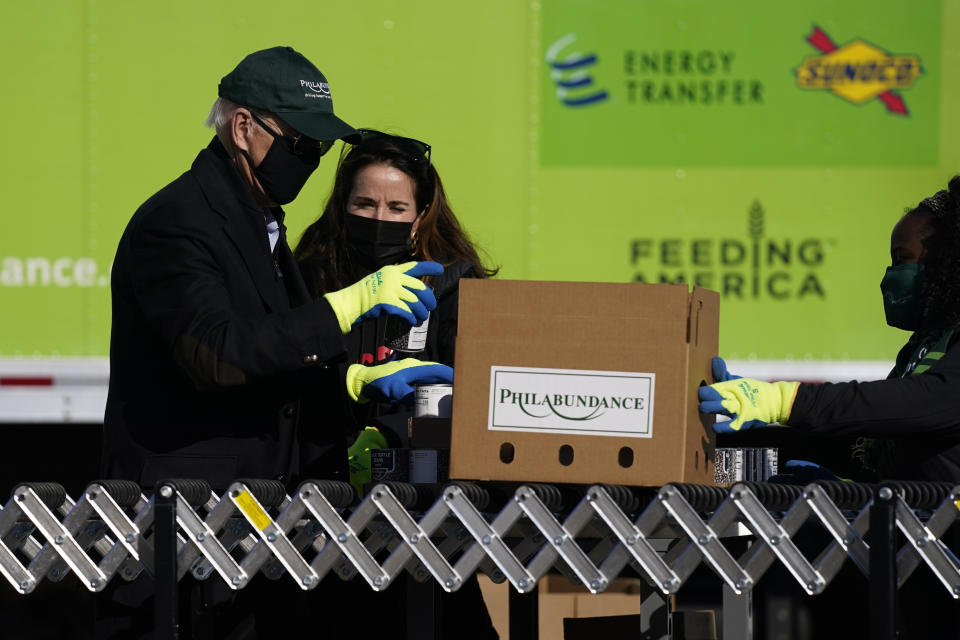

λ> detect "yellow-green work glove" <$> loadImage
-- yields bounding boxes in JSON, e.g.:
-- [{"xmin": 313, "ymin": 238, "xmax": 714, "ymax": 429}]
[
  {"xmin": 323, "ymin": 261, "xmax": 443, "ymax": 334},
  {"xmin": 346, "ymin": 358, "xmax": 453, "ymax": 405},
  {"xmin": 347, "ymin": 426, "xmax": 388, "ymax": 495},
  {"xmin": 698, "ymin": 378, "xmax": 800, "ymax": 433}
]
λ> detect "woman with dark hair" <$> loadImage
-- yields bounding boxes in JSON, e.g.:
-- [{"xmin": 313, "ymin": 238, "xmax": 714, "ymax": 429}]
[
  {"xmin": 294, "ymin": 131, "xmax": 499, "ymax": 640},
  {"xmin": 699, "ymin": 176, "xmax": 960, "ymax": 639},
  {"xmin": 296, "ymin": 131, "xmax": 496, "ymax": 368}
]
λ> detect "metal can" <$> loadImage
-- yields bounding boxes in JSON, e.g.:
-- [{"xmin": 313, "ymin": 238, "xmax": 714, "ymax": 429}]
[
  {"xmin": 384, "ymin": 312, "xmax": 430, "ymax": 354},
  {"xmin": 408, "ymin": 448, "xmax": 450, "ymax": 484},
  {"xmin": 371, "ymin": 448, "xmax": 410, "ymax": 482},
  {"xmin": 415, "ymin": 384, "xmax": 453, "ymax": 419},
  {"xmin": 714, "ymin": 447, "xmax": 779, "ymax": 484}
]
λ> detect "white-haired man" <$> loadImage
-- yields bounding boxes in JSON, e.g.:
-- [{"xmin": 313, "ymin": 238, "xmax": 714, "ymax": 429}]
[{"xmin": 99, "ymin": 46, "xmax": 451, "ymax": 639}]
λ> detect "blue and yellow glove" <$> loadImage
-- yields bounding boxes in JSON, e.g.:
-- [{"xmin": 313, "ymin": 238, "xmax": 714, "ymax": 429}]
[
  {"xmin": 323, "ymin": 261, "xmax": 443, "ymax": 334},
  {"xmin": 698, "ymin": 378, "xmax": 799, "ymax": 433},
  {"xmin": 346, "ymin": 358, "xmax": 453, "ymax": 405},
  {"xmin": 710, "ymin": 357, "xmax": 741, "ymax": 382},
  {"xmin": 347, "ymin": 426, "xmax": 389, "ymax": 495}
]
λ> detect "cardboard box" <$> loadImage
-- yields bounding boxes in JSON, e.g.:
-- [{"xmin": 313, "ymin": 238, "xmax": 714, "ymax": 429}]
[
  {"xmin": 449, "ymin": 280, "xmax": 719, "ymax": 486},
  {"xmin": 476, "ymin": 574, "xmax": 645, "ymax": 640}
]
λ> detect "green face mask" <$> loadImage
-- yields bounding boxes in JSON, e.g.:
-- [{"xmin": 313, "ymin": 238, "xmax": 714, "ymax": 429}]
[{"xmin": 880, "ymin": 263, "xmax": 926, "ymax": 330}]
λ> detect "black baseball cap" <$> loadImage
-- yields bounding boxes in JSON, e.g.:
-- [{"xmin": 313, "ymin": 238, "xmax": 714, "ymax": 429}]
[{"xmin": 218, "ymin": 46, "xmax": 360, "ymax": 143}]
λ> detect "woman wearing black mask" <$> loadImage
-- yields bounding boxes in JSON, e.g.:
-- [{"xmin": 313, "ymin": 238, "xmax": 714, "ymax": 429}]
[
  {"xmin": 295, "ymin": 131, "xmax": 497, "ymax": 368},
  {"xmin": 294, "ymin": 132, "xmax": 500, "ymax": 640}
]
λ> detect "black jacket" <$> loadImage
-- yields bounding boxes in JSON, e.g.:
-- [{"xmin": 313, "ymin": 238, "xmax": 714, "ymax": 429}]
[
  {"xmin": 789, "ymin": 333, "xmax": 960, "ymax": 481},
  {"xmin": 102, "ymin": 138, "xmax": 349, "ymax": 492}
]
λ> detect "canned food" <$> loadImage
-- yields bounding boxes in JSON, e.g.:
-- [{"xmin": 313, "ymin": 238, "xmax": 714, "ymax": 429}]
[
  {"xmin": 415, "ymin": 384, "xmax": 453, "ymax": 418},
  {"xmin": 409, "ymin": 448, "xmax": 450, "ymax": 484},
  {"xmin": 714, "ymin": 447, "xmax": 778, "ymax": 484},
  {"xmin": 371, "ymin": 448, "xmax": 410, "ymax": 482},
  {"xmin": 384, "ymin": 312, "xmax": 430, "ymax": 354}
]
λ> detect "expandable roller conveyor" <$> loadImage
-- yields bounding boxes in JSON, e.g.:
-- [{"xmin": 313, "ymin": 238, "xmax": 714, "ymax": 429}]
[{"xmin": 1, "ymin": 477, "xmax": 957, "ymax": 604}]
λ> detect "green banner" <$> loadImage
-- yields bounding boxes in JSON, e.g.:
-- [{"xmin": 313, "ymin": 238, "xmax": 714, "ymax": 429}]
[
  {"xmin": 0, "ymin": 0, "xmax": 958, "ymax": 364},
  {"xmin": 540, "ymin": 0, "xmax": 940, "ymax": 167},
  {"xmin": 532, "ymin": 0, "xmax": 957, "ymax": 360}
]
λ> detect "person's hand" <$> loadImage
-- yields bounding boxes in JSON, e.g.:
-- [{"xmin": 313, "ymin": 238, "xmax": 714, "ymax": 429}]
[
  {"xmin": 323, "ymin": 261, "xmax": 443, "ymax": 334},
  {"xmin": 710, "ymin": 357, "xmax": 741, "ymax": 382},
  {"xmin": 346, "ymin": 358, "xmax": 453, "ymax": 405},
  {"xmin": 347, "ymin": 426, "xmax": 388, "ymax": 495},
  {"xmin": 698, "ymin": 378, "xmax": 799, "ymax": 433}
]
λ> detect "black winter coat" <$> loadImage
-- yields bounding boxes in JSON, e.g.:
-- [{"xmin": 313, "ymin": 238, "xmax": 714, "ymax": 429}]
[{"xmin": 102, "ymin": 138, "xmax": 349, "ymax": 492}]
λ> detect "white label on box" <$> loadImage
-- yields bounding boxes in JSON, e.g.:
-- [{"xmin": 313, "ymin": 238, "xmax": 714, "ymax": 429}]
[{"xmin": 488, "ymin": 366, "xmax": 654, "ymax": 438}]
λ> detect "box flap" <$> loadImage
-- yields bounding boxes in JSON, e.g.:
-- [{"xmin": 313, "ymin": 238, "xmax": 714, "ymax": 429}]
[{"xmin": 458, "ymin": 280, "xmax": 691, "ymax": 341}]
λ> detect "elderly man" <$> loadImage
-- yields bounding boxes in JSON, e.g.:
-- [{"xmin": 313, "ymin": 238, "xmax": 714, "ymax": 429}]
[{"xmin": 99, "ymin": 46, "xmax": 450, "ymax": 638}]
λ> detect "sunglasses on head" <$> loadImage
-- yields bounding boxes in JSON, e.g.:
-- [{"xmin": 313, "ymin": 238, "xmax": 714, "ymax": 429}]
[
  {"xmin": 250, "ymin": 112, "xmax": 335, "ymax": 159},
  {"xmin": 356, "ymin": 129, "xmax": 431, "ymax": 165}
]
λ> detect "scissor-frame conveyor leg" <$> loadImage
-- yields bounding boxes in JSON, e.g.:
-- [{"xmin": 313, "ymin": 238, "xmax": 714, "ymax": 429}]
[
  {"xmin": 154, "ymin": 483, "xmax": 178, "ymax": 640},
  {"xmin": 509, "ymin": 583, "xmax": 539, "ymax": 640},
  {"xmin": 870, "ymin": 486, "xmax": 897, "ymax": 640}
]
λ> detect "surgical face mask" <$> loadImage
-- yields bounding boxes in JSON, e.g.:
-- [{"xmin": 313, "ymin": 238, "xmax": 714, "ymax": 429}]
[
  {"xmin": 880, "ymin": 263, "xmax": 925, "ymax": 330},
  {"xmin": 344, "ymin": 214, "xmax": 414, "ymax": 270}
]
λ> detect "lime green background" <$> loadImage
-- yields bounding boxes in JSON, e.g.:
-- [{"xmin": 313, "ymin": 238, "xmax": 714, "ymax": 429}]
[{"xmin": 1, "ymin": 1, "xmax": 958, "ymax": 363}]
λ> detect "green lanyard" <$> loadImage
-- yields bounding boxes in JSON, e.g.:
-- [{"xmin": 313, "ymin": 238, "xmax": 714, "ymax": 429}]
[{"xmin": 894, "ymin": 327, "xmax": 957, "ymax": 378}]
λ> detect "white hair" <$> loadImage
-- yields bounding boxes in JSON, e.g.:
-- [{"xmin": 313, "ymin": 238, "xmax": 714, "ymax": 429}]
[
  {"xmin": 205, "ymin": 97, "xmax": 276, "ymax": 147},
  {"xmin": 205, "ymin": 97, "xmax": 242, "ymax": 133}
]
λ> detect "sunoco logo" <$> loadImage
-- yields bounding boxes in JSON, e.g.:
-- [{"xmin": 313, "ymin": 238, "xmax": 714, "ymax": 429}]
[
  {"xmin": 795, "ymin": 25, "xmax": 922, "ymax": 115},
  {"xmin": 489, "ymin": 366, "xmax": 654, "ymax": 438},
  {"xmin": 630, "ymin": 201, "xmax": 829, "ymax": 300}
]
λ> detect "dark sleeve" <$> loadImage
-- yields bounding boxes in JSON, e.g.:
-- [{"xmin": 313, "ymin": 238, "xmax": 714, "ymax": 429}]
[
  {"xmin": 127, "ymin": 203, "xmax": 346, "ymax": 389},
  {"xmin": 296, "ymin": 254, "xmax": 324, "ymax": 300},
  {"xmin": 434, "ymin": 284, "xmax": 460, "ymax": 367},
  {"xmin": 427, "ymin": 264, "xmax": 473, "ymax": 367},
  {"xmin": 788, "ymin": 342, "xmax": 960, "ymax": 438}
]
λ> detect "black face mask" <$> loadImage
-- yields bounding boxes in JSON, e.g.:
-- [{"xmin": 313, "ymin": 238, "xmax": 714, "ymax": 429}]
[
  {"xmin": 344, "ymin": 214, "xmax": 414, "ymax": 271},
  {"xmin": 241, "ymin": 137, "xmax": 320, "ymax": 205},
  {"xmin": 242, "ymin": 114, "xmax": 322, "ymax": 205}
]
